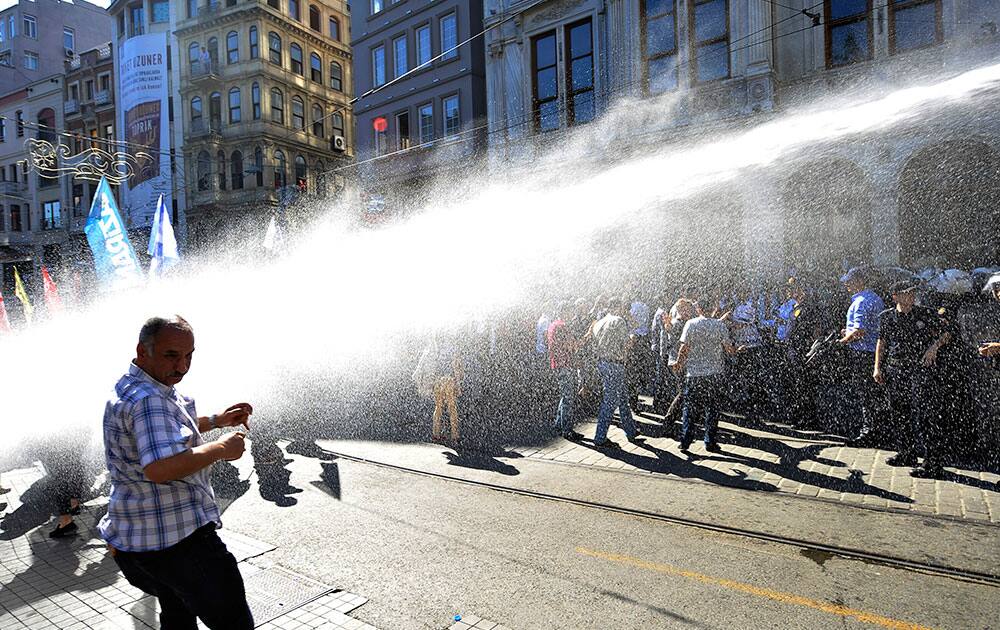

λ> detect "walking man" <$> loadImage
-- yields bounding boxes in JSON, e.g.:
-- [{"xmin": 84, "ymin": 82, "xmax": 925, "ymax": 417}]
[
  {"xmin": 99, "ymin": 316, "xmax": 255, "ymax": 630},
  {"xmin": 548, "ymin": 301, "xmax": 585, "ymax": 440},
  {"xmin": 874, "ymin": 281, "xmax": 950, "ymax": 477},
  {"xmin": 591, "ymin": 298, "xmax": 639, "ymax": 448},
  {"xmin": 674, "ymin": 302, "xmax": 738, "ymax": 453},
  {"xmin": 838, "ymin": 268, "xmax": 886, "ymax": 444}
]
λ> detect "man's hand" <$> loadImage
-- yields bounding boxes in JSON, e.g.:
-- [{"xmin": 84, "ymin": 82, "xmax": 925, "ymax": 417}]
[
  {"xmin": 873, "ymin": 368, "xmax": 885, "ymax": 385},
  {"xmin": 217, "ymin": 402, "xmax": 253, "ymax": 429},
  {"xmin": 217, "ymin": 432, "xmax": 247, "ymax": 461},
  {"xmin": 979, "ymin": 342, "xmax": 1000, "ymax": 358}
]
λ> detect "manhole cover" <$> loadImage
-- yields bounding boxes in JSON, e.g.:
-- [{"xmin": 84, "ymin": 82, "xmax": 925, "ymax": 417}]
[
  {"xmin": 123, "ymin": 566, "xmax": 333, "ymax": 628},
  {"xmin": 243, "ymin": 566, "xmax": 333, "ymax": 624}
]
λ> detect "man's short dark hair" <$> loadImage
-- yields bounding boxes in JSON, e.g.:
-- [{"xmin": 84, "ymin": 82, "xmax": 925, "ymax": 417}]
[{"xmin": 139, "ymin": 316, "xmax": 193, "ymax": 353}]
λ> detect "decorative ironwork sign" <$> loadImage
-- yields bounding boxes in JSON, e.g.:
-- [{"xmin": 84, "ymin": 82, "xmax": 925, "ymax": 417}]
[{"xmin": 24, "ymin": 138, "xmax": 156, "ymax": 185}]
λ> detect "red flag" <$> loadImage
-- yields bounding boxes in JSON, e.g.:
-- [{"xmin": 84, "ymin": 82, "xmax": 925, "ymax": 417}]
[
  {"xmin": 41, "ymin": 267, "xmax": 63, "ymax": 314},
  {"xmin": 0, "ymin": 293, "xmax": 11, "ymax": 334}
]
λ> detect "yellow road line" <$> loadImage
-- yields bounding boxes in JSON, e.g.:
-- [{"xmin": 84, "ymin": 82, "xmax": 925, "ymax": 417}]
[{"xmin": 575, "ymin": 547, "xmax": 933, "ymax": 630}]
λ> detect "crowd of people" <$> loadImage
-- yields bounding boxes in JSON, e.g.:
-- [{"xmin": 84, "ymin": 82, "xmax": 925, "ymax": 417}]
[{"xmin": 456, "ymin": 265, "xmax": 1000, "ymax": 480}]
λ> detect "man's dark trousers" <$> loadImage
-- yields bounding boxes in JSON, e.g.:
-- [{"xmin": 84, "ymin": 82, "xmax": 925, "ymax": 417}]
[
  {"xmin": 886, "ymin": 365, "xmax": 940, "ymax": 464},
  {"xmin": 847, "ymin": 350, "xmax": 880, "ymax": 442},
  {"xmin": 679, "ymin": 374, "xmax": 723, "ymax": 446},
  {"xmin": 113, "ymin": 524, "xmax": 254, "ymax": 630}
]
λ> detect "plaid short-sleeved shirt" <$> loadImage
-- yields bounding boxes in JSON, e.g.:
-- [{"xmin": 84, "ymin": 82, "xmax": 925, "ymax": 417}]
[{"xmin": 98, "ymin": 363, "xmax": 221, "ymax": 552}]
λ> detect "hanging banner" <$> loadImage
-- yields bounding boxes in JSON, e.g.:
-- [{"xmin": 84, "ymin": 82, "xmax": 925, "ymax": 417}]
[
  {"xmin": 84, "ymin": 177, "xmax": 143, "ymax": 291},
  {"xmin": 118, "ymin": 32, "xmax": 171, "ymax": 228}
]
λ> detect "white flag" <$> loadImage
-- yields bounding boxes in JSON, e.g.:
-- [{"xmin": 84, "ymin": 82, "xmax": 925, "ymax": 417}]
[{"xmin": 148, "ymin": 194, "xmax": 179, "ymax": 278}]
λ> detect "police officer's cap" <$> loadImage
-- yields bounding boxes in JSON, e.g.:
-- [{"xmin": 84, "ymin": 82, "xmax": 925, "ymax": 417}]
[{"xmin": 890, "ymin": 280, "xmax": 919, "ymax": 295}]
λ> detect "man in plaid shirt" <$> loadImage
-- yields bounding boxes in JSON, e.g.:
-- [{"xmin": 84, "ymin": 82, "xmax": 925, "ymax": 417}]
[{"xmin": 99, "ymin": 316, "xmax": 254, "ymax": 630}]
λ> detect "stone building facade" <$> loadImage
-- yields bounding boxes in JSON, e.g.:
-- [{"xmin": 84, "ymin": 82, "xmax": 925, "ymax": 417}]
[
  {"xmin": 0, "ymin": 0, "xmax": 112, "ymax": 96},
  {"xmin": 0, "ymin": 74, "xmax": 69, "ymax": 320},
  {"xmin": 484, "ymin": 0, "xmax": 1000, "ymax": 282},
  {"xmin": 350, "ymin": 0, "xmax": 487, "ymax": 215},
  {"xmin": 174, "ymin": 0, "xmax": 354, "ymax": 249}
]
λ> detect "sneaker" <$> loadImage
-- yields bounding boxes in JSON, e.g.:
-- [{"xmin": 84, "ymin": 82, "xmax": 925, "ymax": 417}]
[
  {"xmin": 704, "ymin": 442, "xmax": 722, "ymax": 454},
  {"xmin": 678, "ymin": 441, "xmax": 691, "ymax": 452},
  {"xmin": 49, "ymin": 522, "xmax": 78, "ymax": 539},
  {"xmin": 563, "ymin": 431, "xmax": 583, "ymax": 442},
  {"xmin": 594, "ymin": 440, "xmax": 618, "ymax": 450},
  {"xmin": 626, "ymin": 434, "xmax": 644, "ymax": 444},
  {"xmin": 886, "ymin": 453, "xmax": 918, "ymax": 467}
]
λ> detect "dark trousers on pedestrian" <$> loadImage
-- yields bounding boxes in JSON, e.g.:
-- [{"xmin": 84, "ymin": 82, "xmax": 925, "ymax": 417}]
[
  {"xmin": 679, "ymin": 374, "xmax": 723, "ymax": 447},
  {"xmin": 886, "ymin": 366, "xmax": 942, "ymax": 466},
  {"xmin": 113, "ymin": 524, "xmax": 254, "ymax": 630},
  {"xmin": 847, "ymin": 350, "xmax": 879, "ymax": 441}
]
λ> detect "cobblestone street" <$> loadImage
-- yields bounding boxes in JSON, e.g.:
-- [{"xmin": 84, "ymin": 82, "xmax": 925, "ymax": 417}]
[{"xmin": 513, "ymin": 412, "xmax": 1000, "ymax": 524}]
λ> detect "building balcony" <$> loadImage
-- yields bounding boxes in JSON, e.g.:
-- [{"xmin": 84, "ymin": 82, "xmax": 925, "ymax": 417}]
[
  {"xmin": 199, "ymin": 2, "xmax": 222, "ymax": 18},
  {"xmin": 94, "ymin": 90, "xmax": 111, "ymax": 107},
  {"xmin": 0, "ymin": 181, "xmax": 28, "ymax": 197},
  {"xmin": 190, "ymin": 60, "xmax": 220, "ymax": 83},
  {"xmin": 64, "ymin": 99, "xmax": 80, "ymax": 115},
  {"xmin": 188, "ymin": 119, "xmax": 222, "ymax": 139}
]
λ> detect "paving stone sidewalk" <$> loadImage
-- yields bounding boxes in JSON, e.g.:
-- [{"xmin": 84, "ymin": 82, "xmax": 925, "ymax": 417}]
[
  {"xmin": 0, "ymin": 464, "xmax": 376, "ymax": 630},
  {"xmin": 512, "ymin": 411, "xmax": 1000, "ymax": 524}
]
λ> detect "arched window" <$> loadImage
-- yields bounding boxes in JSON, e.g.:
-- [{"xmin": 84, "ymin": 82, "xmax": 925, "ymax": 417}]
[
  {"xmin": 268, "ymin": 32, "xmax": 282, "ymax": 65},
  {"xmin": 190, "ymin": 96, "xmax": 203, "ymax": 125},
  {"xmin": 310, "ymin": 52, "xmax": 322, "ymax": 83},
  {"xmin": 249, "ymin": 26, "xmax": 259, "ymax": 59},
  {"xmin": 294, "ymin": 155, "xmax": 307, "ymax": 189},
  {"xmin": 207, "ymin": 37, "xmax": 219, "ymax": 65},
  {"xmin": 270, "ymin": 88, "xmax": 284, "ymax": 123},
  {"xmin": 231, "ymin": 150, "xmax": 244, "ymax": 190},
  {"xmin": 226, "ymin": 31, "xmax": 239, "ymax": 64},
  {"xmin": 309, "ymin": 5, "xmax": 321, "ymax": 31},
  {"xmin": 188, "ymin": 42, "xmax": 200, "ymax": 73},
  {"xmin": 311, "ymin": 104, "xmax": 324, "ymax": 137},
  {"xmin": 289, "ymin": 0, "xmax": 301, "ymax": 21},
  {"xmin": 332, "ymin": 112, "xmax": 344, "ymax": 138},
  {"xmin": 330, "ymin": 61, "xmax": 343, "ymax": 91},
  {"xmin": 273, "ymin": 149, "xmax": 286, "ymax": 188},
  {"xmin": 254, "ymin": 146, "xmax": 264, "ymax": 186},
  {"xmin": 217, "ymin": 150, "xmax": 227, "ymax": 190},
  {"xmin": 329, "ymin": 17, "xmax": 340, "ymax": 41},
  {"xmin": 251, "ymin": 82, "xmax": 261, "ymax": 120},
  {"xmin": 315, "ymin": 159, "xmax": 325, "ymax": 193},
  {"xmin": 290, "ymin": 43, "xmax": 303, "ymax": 75},
  {"xmin": 291, "ymin": 96, "xmax": 305, "ymax": 130},
  {"xmin": 228, "ymin": 87, "xmax": 241, "ymax": 123},
  {"xmin": 197, "ymin": 150, "xmax": 211, "ymax": 191},
  {"xmin": 209, "ymin": 91, "xmax": 222, "ymax": 127}
]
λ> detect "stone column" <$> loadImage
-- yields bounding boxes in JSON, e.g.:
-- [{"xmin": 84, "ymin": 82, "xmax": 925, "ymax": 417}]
[
  {"xmin": 740, "ymin": 172, "xmax": 786, "ymax": 284},
  {"xmin": 863, "ymin": 146, "xmax": 903, "ymax": 267},
  {"xmin": 605, "ymin": 0, "xmax": 634, "ymax": 100},
  {"xmin": 745, "ymin": 0, "xmax": 773, "ymax": 75}
]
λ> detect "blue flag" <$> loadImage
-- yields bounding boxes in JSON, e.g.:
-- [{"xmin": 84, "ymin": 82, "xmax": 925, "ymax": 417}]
[
  {"xmin": 147, "ymin": 193, "xmax": 179, "ymax": 278},
  {"xmin": 84, "ymin": 177, "xmax": 142, "ymax": 291}
]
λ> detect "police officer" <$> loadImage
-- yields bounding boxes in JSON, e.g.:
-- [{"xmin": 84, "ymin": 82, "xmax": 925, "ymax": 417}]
[
  {"xmin": 873, "ymin": 280, "xmax": 951, "ymax": 478},
  {"xmin": 839, "ymin": 267, "xmax": 886, "ymax": 445},
  {"xmin": 783, "ymin": 278, "xmax": 824, "ymax": 426}
]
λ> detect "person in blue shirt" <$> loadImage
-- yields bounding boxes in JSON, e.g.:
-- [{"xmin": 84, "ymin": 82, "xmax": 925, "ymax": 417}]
[{"xmin": 838, "ymin": 267, "xmax": 886, "ymax": 444}]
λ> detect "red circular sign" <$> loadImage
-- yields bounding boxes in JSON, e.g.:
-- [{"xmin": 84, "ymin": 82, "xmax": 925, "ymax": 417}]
[{"xmin": 372, "ymin": 117, "xmax": 387, "ymax": 132}]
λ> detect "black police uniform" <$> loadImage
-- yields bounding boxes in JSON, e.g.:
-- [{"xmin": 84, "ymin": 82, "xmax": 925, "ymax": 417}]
[
  {"xmin": 783, "ymin": 301, "xmax": 824, "ymax": 425},
  {"xmin": 877, "ymin": 305, "xmax": 945, "ymax": 471}
]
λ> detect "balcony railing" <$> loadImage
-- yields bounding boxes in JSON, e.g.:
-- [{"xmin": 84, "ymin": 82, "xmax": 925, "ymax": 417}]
[
  {"xmin": 94, "ymin": 90, "xmax": 111, "ymax": 106},
  {"xmin": 189, "ymin": 119, "xmax": 222, "ymax": 138},
  {"xmin": 199, "ymin": 2, "xmax": 222, "ymax": 18},
  {"xmin": 64, "ymin": 99, "xmax": 80, "ymax": 115},
  {"xmin": 190, "ymin": 60, "xmax": 220, "ymax": 81},
  {"xmin": 0, "ymin": 181, "xmax": 20, "ymax": 196}
]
